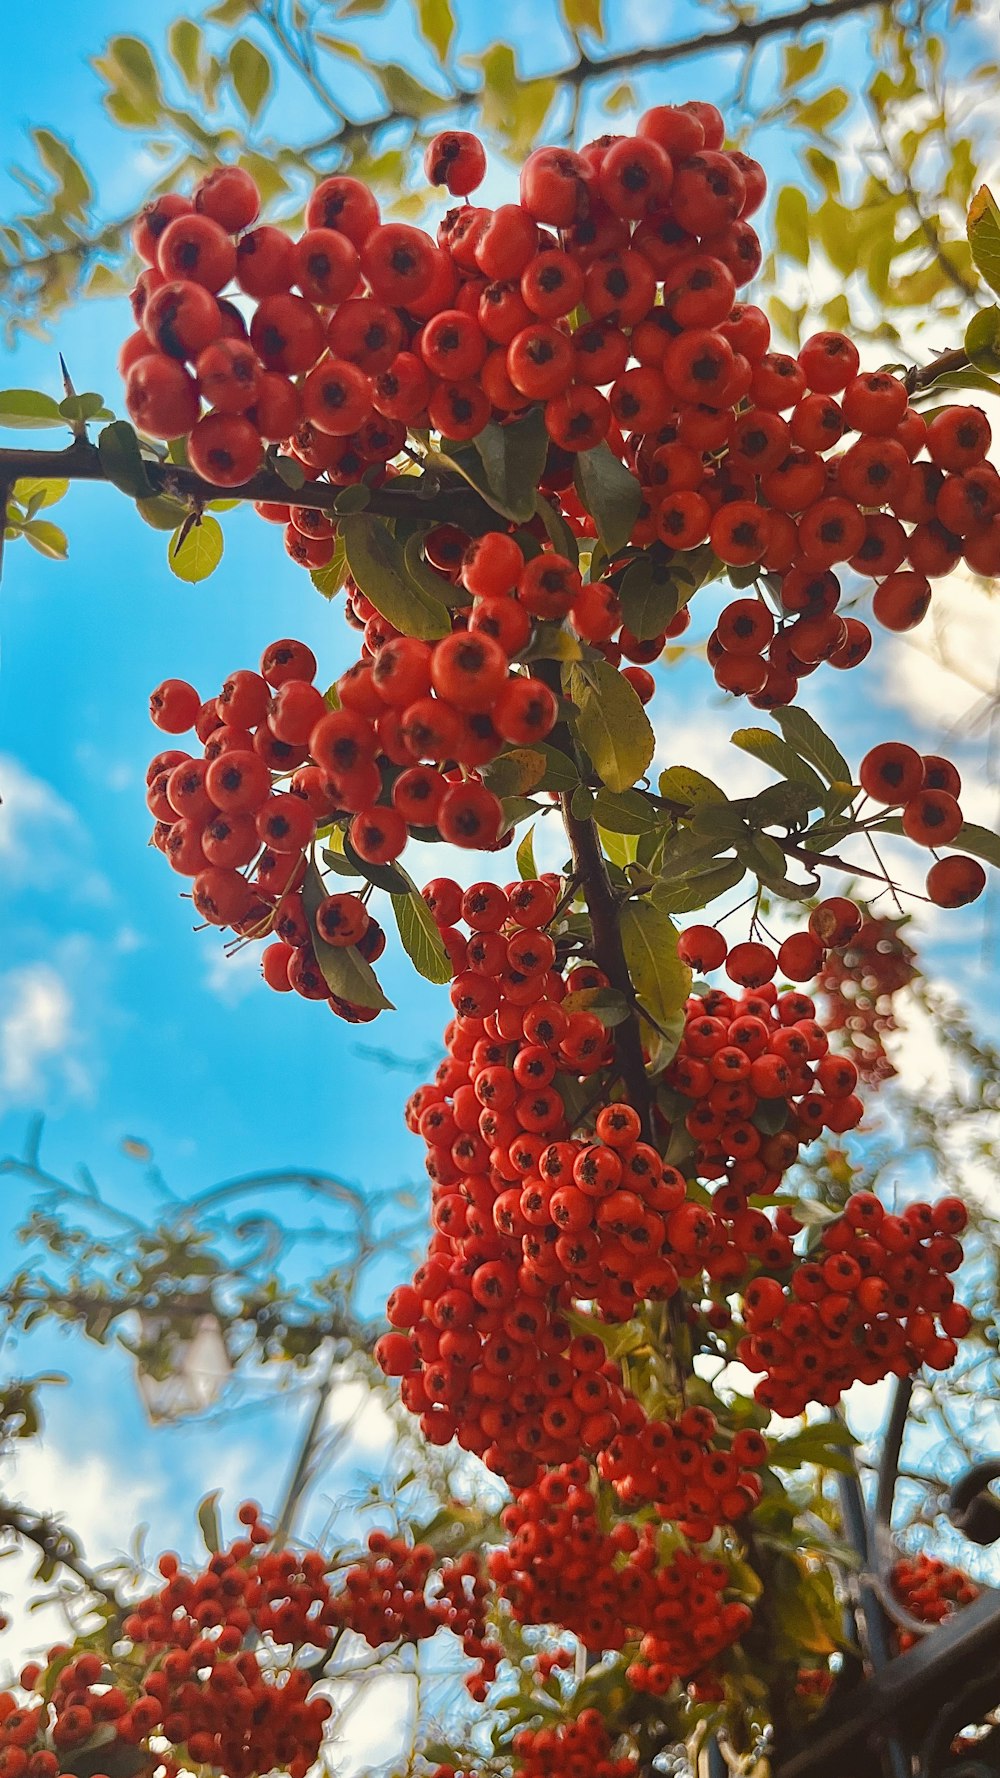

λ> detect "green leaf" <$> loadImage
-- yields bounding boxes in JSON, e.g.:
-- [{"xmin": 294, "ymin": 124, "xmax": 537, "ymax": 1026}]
[
  {"xmin": 310, "ymin": 534, "xmax": 349, "ymax": 601},
  {"xmin": 204, "ymin": 0, "xmax": 252, "ymax": 20},
  {"xmin": 532, "ymin": 742, "xmax": 581, "ymax": 792},
  {"xmin": 968, "ymin": 184, "xmax": 1000, "ymax": 297},
  {"xmin": 573, "ymin": 442, "xmax": 642, "ymax": 553},
  {"xmin": 619, "ymin": 899, "xmax": 691, "ymax": 1071},
  {"xmin": 21, "ymin": 519, "xmax": 68, "ymax": 559},
  {"xmin": 560, "ymin": 0, "xmax": 603, "ymax": 32},
  {"xmin": 965, "ymin": 303, "xmax": 1000, "ymax": 373},
  {"xmin": 479, "ymin": 748, "xmax": 548, "ymax": 796},
  {"xmin": 500, "ymin": 794, "xmax": 539, "ymax": 833},
  {"xmin": 519, "ymin": 622, "xmax": 583, "ymax": 663},
  {"xmin": 341, "ymin": 835, "xmax": 409, "ymax": 894},
  {"xmin": 565, "ymin": 659, "xmax": 654, "ymax": 793},
  {"xmin": 390, "ymin": 875, "xmax": 453, "ymax": 986},
  {"xmin": 271, "ymin": 451, "xmax": 306, "ymax": 490},
  {"xmin": 947, "ymin": 821, "xmax": 1000, "ymax": 870},
  {"xmin": 169, "ymin": 515, "xmax": 223, "ymax": 583},
  {"xmin": 658, "ymin": 765, "xmax": 727, "ymax": 808},
  {"xmin": 102, "ymin": 35, "xmax": 163, "ymax": 111},
  {"xmin": 782, "ymin": 38, "xmax": 825, "ymax": 89},
  {"xmin": 731, "ymin": 726, "xmax": 826, "ymax": 802},
  {"xmin": 653, "ymin": 856, "xmax": 747, "ymax": 916},
  {"xmin": 795, "ymin": 86, "xmax": 850, "ymax": 135},
  {"xmin": 618, "ymin": 553, "xmax": 680, "ymax": 641},
  {"xmin": 769, "ymin": 1420, "xmax": 858, "ymax": 1476},
  {"xmin": 516, "ymin": 825, "xmax": 538, "ymax": 879},
  {"xmin": 169, "ymin": 18, "xmax": 204, "ymax": 89},
  {"xmin": 592, "ymin": 788, "xmax": 662, "ymax": 834},
  {"xmin": 442, "ymin": 407, "xmax": 548, "ymax": 522},
  {"xmin": 229, "ymin": 37, "xmax": 272, "ymax": 119},
  {"xmin": 772, "ymin": 705, "xmax": 850, "ymax": 786},
  {"xmin": 12, "ymin": 477, "xmax": 68, "ymax": 510},
  {"xmin": 136, "ymin": 495, "xmax": 189, "ymax": 531},
  {"xmin": 775, "ymin": 184, "xmax": 811, "ymax": 267},
  {"xmin": 340, "ymin": 514, "xmax": 451, "ymax": 639},
  {"xmin": 31, "ymin": 129, "xmax": 92, "ymax": 217},
  {"xmin": 533, "ymin": 491, "xmax": 579, "ymax": 564},
  {"xmin": 744, "ymin": 780, "xmax": 818, "ymax": 828},
  {"xmin": 98, "ymin": 420, "xmax": 154, "ymax": 497},
  {"xmin": 197, "ymin": 1490, "xmax": 222, "ymax": 1554},
  {"xmin": 416, "ymin": 0, "xmax": 455, "ymax": 61},
  {"xmin": 560, "ymin": 986, "xmax": 630, "ymax": 1026},
  {"xmin": 302, "ymin": 861, "xmax": 393, "ymax": 1010},
  {"xmin": 0, "ymin": 388, "xmax": 65, "ymax": 430},
  {"xmin": 59, "ymin": 392, "xmax": 112, "ymax": 424}
]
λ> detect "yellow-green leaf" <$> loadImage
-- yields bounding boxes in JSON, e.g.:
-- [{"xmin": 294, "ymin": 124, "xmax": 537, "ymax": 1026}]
[
  {"xmin": 658, "ymin": 765, "xmax": 727, "ymax": 808},
  {"xmin": 775, "ymin": 185, "xmax": 810, "ymax": 267},
  {"xmin": 560, "ymin": 0, "xmax": 604, "ymax": 37},
  {"xmin": 169, "ymin": 515, "xmax": 224, "ymax": 583},
  {"xmin": 782, "ymin": 39, "xmax": 825, "ymax": 90},
  {"xmin": 21, "ymin": 519, "xmax": 68, "ymax": 559},
  {"xmin": 13, "ymin": 477, "xmax": 68, "ymax": 510},
  {"xmin": 565, "ymin": 659, "xmax": 654, "ymax": 794},
  {"xmin": 968, "ymin": 184, "xmax": 1000, "ymax": 297},
  {"xmin": 390, "ymin": 868, "xmax": 453, "ymax": 986},
  {"xmin": 0, "ymin": 388, "xmax": 65, "ymax": 430},
  {"xmin": 229, "ymin": 36, "xmax": 272, "ymax": 119},
  {"xmin": 965, "ymin": 303, "xmax": 1000, "ymax": 372},
  {"xmin": 416, "ymin": 0, "xmax": 454, "ymax": 61},
  {"xmin": 619, "ymin": 899, "xmax": 691, "ymax": 1072}
]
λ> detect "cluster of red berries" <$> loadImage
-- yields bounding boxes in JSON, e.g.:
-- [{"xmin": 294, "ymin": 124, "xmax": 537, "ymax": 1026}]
[
  {"xmin": 489, "ymin": 1458, "xmax": 752, "ymax": 1683},
  {"xmin": 736, "ymin": 1190, "xmax": 970, "ymax": 1416},
  {"xmin": 686, "ymin": 388, "xmax": 996, "ymax": 706},
  {"xmin": 891, "ymin": 1551, "xmax": 980, "ymax": 1650},
  {"xmin": 596, "ymin": 1409, "xmax": 768, "ymax": 1534},
  {"xmin": 657, "ymin": 976, "xmax": 863, "ymax": 1198},
  {"xmin": 5, "ymin": 1506, "xmax": 336, "ymax": 1778},
  {"xmin": 428, "ymin": 1711, "xmax": 638, "ymax": 1778},
  {"xmin": 123, "ymin": 110, "xmax": 768, "ymax": 481},
  {"xmin": 816, "ymin": 910, "xmax": 919, "ymax": 1085},
  {"xmin": 858, "ymin": 741, "xmax": 983, "ymax": 906},
  {"xmin": 147, "ymin": 627, "xmax": 561, "ymax": 1003},
  {"xmin": 330, "ymin": 1534, "xmax": 500, "ymax": 1700}
]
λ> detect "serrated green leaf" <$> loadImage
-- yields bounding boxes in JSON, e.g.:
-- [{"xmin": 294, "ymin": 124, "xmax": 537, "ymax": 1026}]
[
  {"xmin": 658, "ymin": 765, "xmax": 727, "ymax": 808},
  {"xmin": 0, "ymin": 388, "xmax": 65, "ymax": 430},
  {"xmin": 968, "ymin": 184, "xmax": 1000, "ymax": 297},
  {"xmin": 565, "ymin": 659, "xmax": 654, "ymax": 793},
  {"xmin": 197, "ymin": 1490, "xmax": 222, "ymax": 1554},
  {"xmin": 731, "ymin": 726, "xmax": 826, "ymax": 802},
  {"xmin": 390, "ymin": 874, "xmax": 453, "ymax": 986},
  {"xmin": 340, "ymin": 514, "xmax": 451, "ymax": 639},
  {"xmin": 772, "ymin": 705, "xmax": 850, "ymax": 786},
  {"xmin": 169, "ymin": 515, "xmax": 223, "ymax": 583},
  {"xmin": 620, "ymin": 899, "xmax": 691, "ymax": 1071},
  {"xmin": 229, "ymin": 36, "xmax": 272, "ymax": 119},
  {"xmin": 98, "ymin": 420, "xmax": 154, "ymax": 497},
  {"xmin": 303, "ymin": 861, "xmax": 393, "ymax": 1010},
  {"xmin": 516, "ymin": 825, "xmax": 538, "ymax": 879},
  {"xmin": 573, "ymin": 442, "xmax": 642, "ymax": 553}
]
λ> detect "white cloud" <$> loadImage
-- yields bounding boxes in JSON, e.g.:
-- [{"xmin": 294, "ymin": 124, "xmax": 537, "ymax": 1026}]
[
  {"xmin": 0, "ymin": 963, "xmax": 87, "ymax": 1100},
  {"xmin": 204, "ymin": 937, "xmax": 264, "ymax": 1003},
  {"xmin": 0, "ymin": 755, "xmax": 112, "ymax": 904}
]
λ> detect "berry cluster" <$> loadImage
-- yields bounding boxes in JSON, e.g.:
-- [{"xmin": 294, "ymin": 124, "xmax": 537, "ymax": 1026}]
[
  {"xmin": 657, "ymin": 977, "xmax": 863, "ymax": 1200},
  {"xmin": 891, "ymin": 1551, "xmax": 980, "ymax": 1649},
  {"xmin": 5, "ymin": 1505, "xmax": 336, "ymax": 1778},
  {"xmin": 330, "ymin": 1534, "xmax": 500, "ymax": 1700},
  {"xmin": 490, "ymin": 1458, "xmax": 753, "ymax": 1682},
  {"xmin": 597, "ymin": 1411, "xmax": 768, "ymax": 1535},
  {"xmin": 508, "ymin": 1715, "xmax": 637, "ymax": 1778},
  {"xmin": 816, "ymin": 910, "xmax": 918, "ymax": 1085},
  {"xmin": 148, "ymin": 627, "xmax": 559, "ymax": 1006},
  {"xmin": 859, "ymin": 741, "xmax": 983, "ymax": 906},
  {"xmin": 737, "ymin": 1191, "xmax": 970, "ymax": 1415}
]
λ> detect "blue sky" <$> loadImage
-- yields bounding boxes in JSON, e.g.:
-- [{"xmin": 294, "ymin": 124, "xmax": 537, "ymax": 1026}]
[{"xmin": 2, "ymin": 0, "xmax": 1000, "ymax": 1689}]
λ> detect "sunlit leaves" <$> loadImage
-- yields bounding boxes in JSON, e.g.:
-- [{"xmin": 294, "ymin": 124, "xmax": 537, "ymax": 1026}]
[
  {"xmin": 390, "ymin": 871, "xmax": 453, "ymax": 986},
  {"xmin": 415, "ymin": 0, "xmax": 455, "ymax": 62},
  {"xmin": 0, "ymin": 389, "xmax": 66, "ymax": 429},
  {"xmin": 619, "ymin": 899, "xmax": 690, "ymax": 1072},
  {"xmin": 965, "ymin": 303, "xmax": 1000, "ymax": 372},
  {"xmin": 775, "ymin": 186, "xmax": 810, "ymax": 267}
]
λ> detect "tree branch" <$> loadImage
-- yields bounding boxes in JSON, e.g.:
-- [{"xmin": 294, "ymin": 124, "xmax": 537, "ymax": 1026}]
[
  {"xmin": 0, "ymin": 1502, "xmax": 126, "ymax": 1627},
  {"xmin": 566, "ymin": 0, "xmax": 887, "ymax": 87},
  {"xmin": 0, "ymin": 440, "xmax": 499, "ymax": 527}
]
